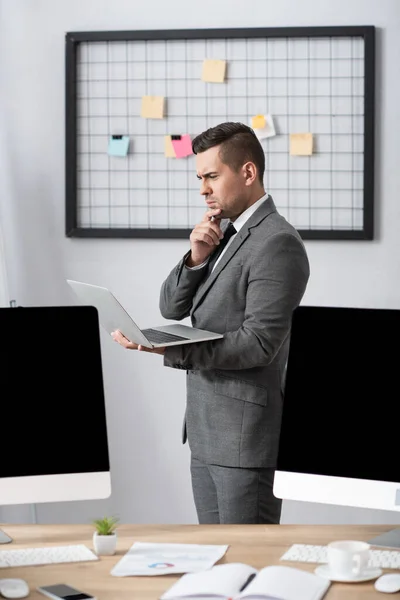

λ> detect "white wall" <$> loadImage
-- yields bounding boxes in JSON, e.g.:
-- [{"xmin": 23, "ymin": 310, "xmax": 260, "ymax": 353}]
[
  {"xmin": 0, "ymin": 222, "xmax": 9, "ymax": 307},
  {"xmin": 1, "ymin": 0, "xmax": 400, "ymax": 528},
  {"xmin": 0, "ymin": 100, "xmax": 12, "ymax": 307}
]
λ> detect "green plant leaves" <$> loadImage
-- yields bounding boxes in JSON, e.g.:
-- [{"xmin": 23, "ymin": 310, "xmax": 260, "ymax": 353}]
[{"xmin": 92, "ymin": 515, "xmax": 119, "ymax": 536}]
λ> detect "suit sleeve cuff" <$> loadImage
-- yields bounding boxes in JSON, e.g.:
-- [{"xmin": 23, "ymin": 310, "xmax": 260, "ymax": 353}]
[
  {"xmin": 184, "ymin": 258, "xmax": 209, "ymax": 271},
  {"xmin": 163, "ymin": 345, "xmax": 193, "ymax": 370}
]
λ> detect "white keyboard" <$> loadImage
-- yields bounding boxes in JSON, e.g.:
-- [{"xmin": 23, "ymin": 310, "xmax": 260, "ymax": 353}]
[
  {"xmin": 281, "ymin": 544, "xmax": 400, "ymax": 570},
  {"xmin": 0, "ymin": 544, "xmax": 98, "ymax": 568}
]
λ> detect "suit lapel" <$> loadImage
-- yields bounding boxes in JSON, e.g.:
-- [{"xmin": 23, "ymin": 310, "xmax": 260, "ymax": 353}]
[{"xmin": 191, "ymin": 196, "xmax": 277, "ymax": 314}]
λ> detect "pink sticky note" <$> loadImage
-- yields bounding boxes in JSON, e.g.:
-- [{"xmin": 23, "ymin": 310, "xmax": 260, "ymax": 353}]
[{"xmin": 171, "ymin": 134, "xmax": 193, "ymax": 158}]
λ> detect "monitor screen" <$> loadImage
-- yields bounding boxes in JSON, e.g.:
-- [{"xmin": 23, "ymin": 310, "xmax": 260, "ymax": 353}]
[
  {"xmin": 274, "ymin": 305, "xmax": 400, "ymax": 517},
  {"xmin": 0, "ymin": 305, "xmax": 111, "ymax": 506}
]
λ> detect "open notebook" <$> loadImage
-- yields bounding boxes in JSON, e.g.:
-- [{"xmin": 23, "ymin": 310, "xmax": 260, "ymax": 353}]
[{"xmin": 160, "ymin": 563, "xmax": 330, "ymax": 600}]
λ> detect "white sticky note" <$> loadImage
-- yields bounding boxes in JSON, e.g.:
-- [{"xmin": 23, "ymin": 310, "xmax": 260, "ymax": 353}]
[{"xmin": 251, "ymin": 114, "xmax": 276, "ymax": 140}]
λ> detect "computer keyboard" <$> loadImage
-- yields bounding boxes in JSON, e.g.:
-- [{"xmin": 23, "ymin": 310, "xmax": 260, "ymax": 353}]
[
  {"xmin": 281, "ymin": 543, "xmax": 400, "ymax": 569},
  {"xmin": 141, "ymin": 328, "xmax": 189, "ymax": 344},
  {"xmin": 0, "ymin": 544, "xmax": 98, "ymax": 568}
]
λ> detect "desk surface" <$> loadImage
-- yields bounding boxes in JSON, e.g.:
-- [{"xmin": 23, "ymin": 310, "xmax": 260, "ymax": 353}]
[{"xmin": 0, "ymin": 523, "xmax": 396, "ymax": 599}]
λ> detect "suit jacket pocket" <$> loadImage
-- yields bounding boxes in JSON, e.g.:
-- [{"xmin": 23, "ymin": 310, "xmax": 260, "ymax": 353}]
[{"xmin": 214, "ymin": 373, "xmax": 268, "ymax": 407}]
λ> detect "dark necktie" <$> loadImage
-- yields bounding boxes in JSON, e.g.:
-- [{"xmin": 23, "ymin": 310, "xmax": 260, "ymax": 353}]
[{"xmin": 205, "ymin": 222, "xmax": 236, "ymax": 278}]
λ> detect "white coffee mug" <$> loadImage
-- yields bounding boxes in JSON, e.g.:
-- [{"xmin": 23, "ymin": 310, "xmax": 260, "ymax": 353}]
[{"xmin": 327, "ymin": 540, "xmax": 370, "ymax": 578}]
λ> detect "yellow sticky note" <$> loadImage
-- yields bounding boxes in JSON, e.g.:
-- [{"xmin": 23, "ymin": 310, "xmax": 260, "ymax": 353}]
[
  {"xmin": 290, "ymin": 133, "xmax": 313, "ymax": 156},
  {"xmin": 202, "ymin": 59, "xmax": 226, "ymax": 83},
  {"xmin": 252, "ymin": 115, "xmax": 266, "ymax": 129},
  {"xmin": 141, "ymin": 96, "xmax": 165, "ymax": 119},
  {"xmin": 164, "ymin": 135, "xmax": 176, "ymax": 158}
]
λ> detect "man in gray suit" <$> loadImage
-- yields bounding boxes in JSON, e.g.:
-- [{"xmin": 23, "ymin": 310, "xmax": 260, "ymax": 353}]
[{"xmin": 112, "ymin": 122, "xmax": 310, "ymax": 524}]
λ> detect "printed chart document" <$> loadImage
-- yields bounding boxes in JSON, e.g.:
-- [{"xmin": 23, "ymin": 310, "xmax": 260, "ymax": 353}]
[
  {"xmin": 110, "ymin": 542, "xmax": 229, "ymax": 576},
  {"xmin": 160, "ymin": 563, "xmax": 331, "ymax": 600}
]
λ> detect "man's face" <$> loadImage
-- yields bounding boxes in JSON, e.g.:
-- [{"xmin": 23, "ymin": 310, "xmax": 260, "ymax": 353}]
[{"xmin": 195, "ymin": 145, "xmax": 250, "ymax": 220}]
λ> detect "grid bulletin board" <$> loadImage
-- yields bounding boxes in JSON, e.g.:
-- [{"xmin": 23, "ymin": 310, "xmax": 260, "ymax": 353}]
[{"xmin": 65, "ymin": 26, "xmax": 375, "ymax": 240}]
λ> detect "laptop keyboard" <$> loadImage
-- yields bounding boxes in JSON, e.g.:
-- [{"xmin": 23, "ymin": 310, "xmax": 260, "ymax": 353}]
[{"xmin": 141, "ymin": 328, "xmax": 190, "ymax": 344}]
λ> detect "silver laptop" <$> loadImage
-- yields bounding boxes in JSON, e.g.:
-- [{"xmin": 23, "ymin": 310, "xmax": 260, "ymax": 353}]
[{"xmin": 66, "ymin": 279, "xmax": 223, "ymax": 349}]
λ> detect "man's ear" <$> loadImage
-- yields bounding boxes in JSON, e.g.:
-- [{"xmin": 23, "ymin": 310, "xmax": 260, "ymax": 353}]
[{"xmin": 242, "ymin": 161, "xmax": 257, "ymax": 186}]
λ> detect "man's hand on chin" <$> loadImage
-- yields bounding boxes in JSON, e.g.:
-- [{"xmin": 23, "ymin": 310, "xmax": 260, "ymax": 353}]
[{"xmin": 111, "ymin": 330, "xmax": 166, "ymax": 355}]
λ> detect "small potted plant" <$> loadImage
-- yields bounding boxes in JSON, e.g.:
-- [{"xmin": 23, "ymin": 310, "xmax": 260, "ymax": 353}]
[{"xmin": 92, "ymin": 515, "xmax": 119, "ymax": 556}]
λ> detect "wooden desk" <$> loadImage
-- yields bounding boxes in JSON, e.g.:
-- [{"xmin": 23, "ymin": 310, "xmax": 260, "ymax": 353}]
[{"xmin": 0, "ymin": 524, "xmax": 395, "ymax": 599}]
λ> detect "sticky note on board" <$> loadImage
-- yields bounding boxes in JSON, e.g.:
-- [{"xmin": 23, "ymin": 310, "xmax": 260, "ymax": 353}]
[
  {"xmin": 290, "ymin": 133, "xmax": 313, "ymax": 156},
  {"xmin": 108, "ymin": 135, "xmax": 130, "ymax": 157},
  {"xmin": 251, "ymin": 114, "xmax": 276, "ymax": 140},
  {"xmin": 251, "ymin": 115, "xmax": 266, "ymax": 129},
  {"xmin": 164, "ymin": 135, "xmax": 176, "ymax": 158},
  {"xmin": 171, "ymin": 134, "xmax": 193, "ymax": 158},
  {"xmin": 141, "ymin": 96, "xmax": 165, "ymax": 119},
  {"xmin": 202, "ymin": 59, "xmax": 226, "ymax": 83}
]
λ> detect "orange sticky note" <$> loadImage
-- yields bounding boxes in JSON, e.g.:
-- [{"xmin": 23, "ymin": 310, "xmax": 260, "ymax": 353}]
[
  {"xmin": 290, "ymin": 133, "xmax": 313, "ymax": 156},
  {"xmin": 141, "ymin": 96, "xmax": 165, "ymax": 119},
  {"xmin": 164, "ymin": 135, "xmax": 176, "ymax": 158},
  {"xmin": 252, "ymin": 115, "xmax": 266, "ymax": 129},
  {"xmin": 202, "ymin": 59, "xmax": 226, "ymax": 83},
  {"xmin": 251, "ymin": 114, "xmax": 276, "ymax": 140}
]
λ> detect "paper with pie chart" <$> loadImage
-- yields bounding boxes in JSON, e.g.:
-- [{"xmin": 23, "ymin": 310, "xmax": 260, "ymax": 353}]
[{"xmin": 110, "ymin": 541, "xmax": 229, "ymax": 576}]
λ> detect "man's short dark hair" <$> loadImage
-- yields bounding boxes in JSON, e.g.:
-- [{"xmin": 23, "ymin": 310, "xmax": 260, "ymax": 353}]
[{"xmin": 192, "ymin": 122, "xmax": 265, "ymax": 184}]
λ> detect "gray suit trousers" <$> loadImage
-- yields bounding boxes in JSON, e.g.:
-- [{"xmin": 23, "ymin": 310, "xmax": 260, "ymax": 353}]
[{"xmin": 190, "ymin": 456, "xmax": 282, "ymax": 524}]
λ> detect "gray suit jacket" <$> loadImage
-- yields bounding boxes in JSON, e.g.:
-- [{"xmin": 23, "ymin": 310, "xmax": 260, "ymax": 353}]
[{"xmin": 159, "ymin": 196, "xmax": 310, "ymax": 468}]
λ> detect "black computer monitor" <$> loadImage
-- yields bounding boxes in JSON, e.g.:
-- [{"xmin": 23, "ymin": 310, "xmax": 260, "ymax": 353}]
[
  {"xmin": 273, "ymin": 305, "xmax": 400, "ymax": 548},
  {"xmin": 0, "ymin": 305, "xmax": 111, "ymax": 543}
]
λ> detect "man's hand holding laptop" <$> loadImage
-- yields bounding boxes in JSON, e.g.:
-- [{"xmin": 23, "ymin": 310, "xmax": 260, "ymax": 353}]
[{"xmin": 111, "ymin": 330, "xmax": 166, "ymax": 354}]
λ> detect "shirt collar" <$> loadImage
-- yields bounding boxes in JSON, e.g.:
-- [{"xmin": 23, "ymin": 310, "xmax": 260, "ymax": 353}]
[{"xmin": 231, "ymin": 193, "xmax": 269, "ymax": 233}]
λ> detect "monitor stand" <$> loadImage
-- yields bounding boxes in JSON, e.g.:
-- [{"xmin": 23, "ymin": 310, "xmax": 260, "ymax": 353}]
[
  {"xmin": 0, "ymin": 529, "xmax": 12, "ymax": 544},
  {"xmin": 368, "ymin": 527, "xmax": 400, "ymax": 549}
]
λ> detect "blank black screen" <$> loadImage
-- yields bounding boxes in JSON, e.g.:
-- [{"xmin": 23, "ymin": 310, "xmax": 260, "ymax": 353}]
[
  {"xmin": 1, "ymin": 305, "xmax": 110, "ymax": 478},
  {"xmin": 277, "ymin": 305, "xmax": 399, "ymax": 483}
]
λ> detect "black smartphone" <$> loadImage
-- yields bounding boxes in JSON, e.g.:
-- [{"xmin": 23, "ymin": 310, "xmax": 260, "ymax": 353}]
[{"xmin": 37, "ymin": 584, "xmax": 96, "ymax": 600}]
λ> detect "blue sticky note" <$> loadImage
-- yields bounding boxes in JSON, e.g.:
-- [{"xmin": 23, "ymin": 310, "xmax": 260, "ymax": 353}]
[{"xmin": 108, "ymin": 135, "xmax": 130, "ymax": 157}]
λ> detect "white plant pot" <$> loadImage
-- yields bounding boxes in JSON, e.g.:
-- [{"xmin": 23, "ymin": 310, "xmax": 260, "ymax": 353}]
[{"xmin": 93, "ymin": 531, "xmax": 117, "ymax": 556}]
